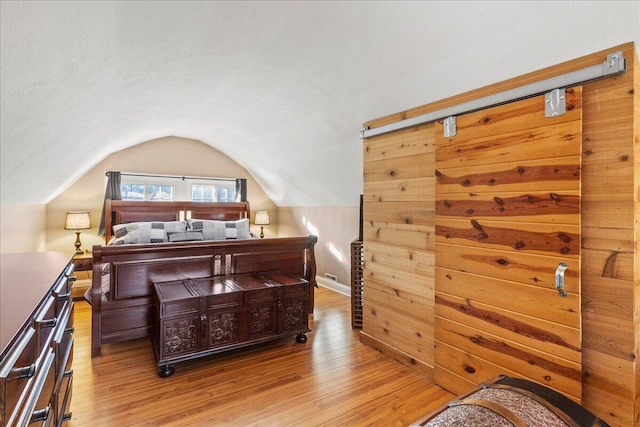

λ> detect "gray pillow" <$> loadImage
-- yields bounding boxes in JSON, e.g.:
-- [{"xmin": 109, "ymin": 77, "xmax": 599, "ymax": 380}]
[
  {"xmin": 111, "ymin": 221, "xmax": 188, "ymax": 245},
  {"xmin": 188, "ymin": 218, "xmax": 251, "ymax": 240},
  {"xmin": 167, "ymin": 230, "xmax": 204, "ymax": 242}
]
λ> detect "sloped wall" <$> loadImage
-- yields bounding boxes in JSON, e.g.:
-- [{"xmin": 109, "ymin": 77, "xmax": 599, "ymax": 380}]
[{"xmin": 45, "ymin": 136, "xmax": 275, "ymax": 252}]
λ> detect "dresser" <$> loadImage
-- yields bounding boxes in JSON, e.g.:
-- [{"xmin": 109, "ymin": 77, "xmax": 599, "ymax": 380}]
[
  {"xmin": 0, "ymin": 252, "xmax": 75, "ymax": 427},
  {"xmin": 153, "ymin": 271, "xmax": 310, "ymax": 377}
]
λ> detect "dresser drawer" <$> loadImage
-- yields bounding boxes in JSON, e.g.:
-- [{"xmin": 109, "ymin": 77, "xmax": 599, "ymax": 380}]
[
  {"xmin": 53, "ymin": 339, "xmax": 73, "ymax": 427},
  {"xmin": 0, "ymin": 328, "xmax": 38, "ymax": 425},
  {"xmin": 52, "ymin": 302, "xmax": 73, "ymax": 427},
  {"xmin": 55, "ymin": 376, "xmax": 72, "ymax": 427},
  {"xmin": 9, "ymin": 349, "xmax": 56, "ymax": 427},
  {"xmin": 52, "ymin": 272, "xmax": 72, "ymax": 300},
  {"xmin": 33, "ymin": 296, "xmax": 58, "ymax": 358},
  {"xmin": 53, "ymin": 280, "xmax": 73, "ymax": 320},
  {"xmin": 53, "ymin": 302, "xmax": 74, "ymax": 378}
]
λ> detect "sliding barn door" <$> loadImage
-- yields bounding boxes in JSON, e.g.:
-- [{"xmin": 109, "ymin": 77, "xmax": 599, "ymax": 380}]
[{"xmin": 434, "ymin": 88, "xmax": 583, "ymax": 402}]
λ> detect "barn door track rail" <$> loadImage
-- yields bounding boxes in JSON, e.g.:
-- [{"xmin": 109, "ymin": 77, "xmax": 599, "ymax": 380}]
[{"xmin": 360, "ymin": 51, "xmax": 626, "ymax": 139}]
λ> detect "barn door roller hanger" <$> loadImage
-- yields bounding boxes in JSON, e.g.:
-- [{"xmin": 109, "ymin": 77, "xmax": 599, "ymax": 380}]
[
  {"xmin": 544, "ymin": 88, "xmax": 566, "ymax": 117},
  {"xmin": 360, "ymin": 51, "xmax": 626, "ymax": 139}
]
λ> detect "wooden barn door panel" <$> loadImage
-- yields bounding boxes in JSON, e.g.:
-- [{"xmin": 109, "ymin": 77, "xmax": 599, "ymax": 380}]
[{"xmin": 434, "ymin": 87, "xmax": 583, "ymax": 402}]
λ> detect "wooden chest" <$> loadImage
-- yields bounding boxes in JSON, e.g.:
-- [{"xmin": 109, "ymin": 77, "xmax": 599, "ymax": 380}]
[{"xmin": 152, "ymin": 271, "xmax": 310, "ymax": 377}]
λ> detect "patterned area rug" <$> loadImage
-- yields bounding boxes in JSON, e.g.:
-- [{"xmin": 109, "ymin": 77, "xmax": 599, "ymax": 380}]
[{"xmin": 425, "ymin": 387, "xmax": 568, "ymax": 427}]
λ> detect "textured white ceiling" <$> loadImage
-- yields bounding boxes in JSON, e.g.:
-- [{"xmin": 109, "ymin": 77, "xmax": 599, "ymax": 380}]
[{"xmin": 1, "ymin": 1, "xmax": 638, "ymax": 206}]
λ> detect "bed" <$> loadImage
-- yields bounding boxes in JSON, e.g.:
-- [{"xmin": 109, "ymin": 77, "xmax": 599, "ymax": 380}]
[{"xmin": 90, "ymin": 199, "xmax": 317, "ymax": 357}]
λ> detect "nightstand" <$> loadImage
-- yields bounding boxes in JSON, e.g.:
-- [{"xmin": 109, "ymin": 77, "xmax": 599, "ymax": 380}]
[{"xmin": 71, "ymin": 252, "xmax": 92, "ymax": 300}]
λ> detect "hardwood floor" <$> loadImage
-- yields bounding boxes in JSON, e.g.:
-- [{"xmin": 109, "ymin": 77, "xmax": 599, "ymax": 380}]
[{"xmin": 68, "ymin": 286, "xmax": 453, "ymax": 426}]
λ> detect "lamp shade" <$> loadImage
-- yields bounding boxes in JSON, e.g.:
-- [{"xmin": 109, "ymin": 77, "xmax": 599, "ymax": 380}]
[
  {"xmin": 254, "ymin": 211, "xmax": 270, "ymax": 226},
  {"xmin": 64, "ymin": 212, "xmax": 91, "ymax": 230}
]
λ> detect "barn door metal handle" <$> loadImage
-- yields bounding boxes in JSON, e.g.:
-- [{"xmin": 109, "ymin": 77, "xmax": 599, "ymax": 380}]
[{"xmin": 555, "ymin": 262, "xmax": 568, "ymax": 297}]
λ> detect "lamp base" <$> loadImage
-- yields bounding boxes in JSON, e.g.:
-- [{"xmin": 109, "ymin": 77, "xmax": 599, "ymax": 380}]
[
  {"xmin": 260, "ymin": 226, "xmax": 265, "ymax": 239},
  {"xmin": 74, "ymin": 230, "xmax": 83, "ymax": 254}
]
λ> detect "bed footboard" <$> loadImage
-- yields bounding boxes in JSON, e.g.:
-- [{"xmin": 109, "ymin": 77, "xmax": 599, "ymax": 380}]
[{"xmin": 90, "ymin": 236, "xmax": 317, "ymax": 357}]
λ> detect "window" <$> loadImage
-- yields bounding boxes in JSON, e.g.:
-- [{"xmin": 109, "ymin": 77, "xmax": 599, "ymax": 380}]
[
  {"xmin": 191, "ymin": 185, "xmax": 214, "ymax": 202},
  {"xmin": 148, "ymin": 185, "xmax": 173, "ymax": 200},
  {"xmin": 120, "ymin": 175, "xmax": 238, "ymax": 202},
  {"xmin": 121, "ymin": 183, "xmax": 174, "ymax": 201},
  {"xmin": 190, "ymin": 182, "xmax": 236, "ymax": 202},
  {"xmin": 121, "ymin": 183, "xmax": 145, "ymax": 200}
]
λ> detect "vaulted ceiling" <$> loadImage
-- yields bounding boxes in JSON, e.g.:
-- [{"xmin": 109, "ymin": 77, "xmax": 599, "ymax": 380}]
[{"xmin": 1, "ymin": 1, "xmax": 638, "ymax": 206}]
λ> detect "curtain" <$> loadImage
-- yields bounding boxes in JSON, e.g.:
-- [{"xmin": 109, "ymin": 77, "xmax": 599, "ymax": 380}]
[
  {"xmin": 98, "ymin": 171, "xmax": 122, "ymax": 236},
  {"xmin": 235, "ymin": 178, "xmax": 247, "ymax": 202}
]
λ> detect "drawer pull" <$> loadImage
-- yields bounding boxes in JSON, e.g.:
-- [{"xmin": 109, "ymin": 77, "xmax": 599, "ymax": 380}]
[
  {"xmin": 62, "ymin": 412, "xmax": 73, "ymax": 422},
  {"xmin": 68, "ymin": 275, "xmax": 77, "ymax": 282},
  {"xmin": 35, "ymin": 318, "xmax": 57, "ymax": 328},
  {"xmin": 8, "ymin": 363, "xmax": 36, "ymax": 380},
  {"xmin": 65, "ymin": 326, "xmax": 75, "ymax": 335},
  {"xmin": 64, "ymin": 369, "xmax": 73, "ymax": 378},
  {"xmin": 57, "ymin": 292, "xmax": 72, "ymax": 301},
  {"xmin": 30, "ymin": 406, "xmax": 50, "ymax": 423}
]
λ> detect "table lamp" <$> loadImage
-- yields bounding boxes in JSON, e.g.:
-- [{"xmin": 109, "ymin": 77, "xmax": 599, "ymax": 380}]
[
  {"xmin": 254, "ymin": 211, "xmax": 270, "ymax": 239},
  {"xmin": 65, "ymin": 211, "xmax": 91, "ymax": 253}
]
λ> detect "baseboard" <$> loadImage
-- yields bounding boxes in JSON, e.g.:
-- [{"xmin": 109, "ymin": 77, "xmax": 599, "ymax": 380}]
[
  {"xmin": 315, "ymin": 275, "xmax": 350, "ymax": 296},
  {"xmin": 359, "ymin": 331, "xmax": 434, "ymax": 380}
]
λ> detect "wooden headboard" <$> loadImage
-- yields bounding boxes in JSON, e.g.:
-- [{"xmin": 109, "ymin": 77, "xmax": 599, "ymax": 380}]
[{"xmin": 104, "ymin": 200, "xmax": 251, "ymax": 243}]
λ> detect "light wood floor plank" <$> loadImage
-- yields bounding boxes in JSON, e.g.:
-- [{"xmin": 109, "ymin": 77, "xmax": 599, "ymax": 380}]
[{"xmin": 67, "ymin": 286, "xmax": 452, "ymax": 426}]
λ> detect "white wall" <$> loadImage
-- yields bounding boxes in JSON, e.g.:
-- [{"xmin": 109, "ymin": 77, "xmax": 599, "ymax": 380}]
[
  {"xmin": 0, "ymin": 204, "xmax": 47, "ymax": 253},
  {"xmin": 279, "ymin": 205, "xmax": 359, "ymax": 292}
]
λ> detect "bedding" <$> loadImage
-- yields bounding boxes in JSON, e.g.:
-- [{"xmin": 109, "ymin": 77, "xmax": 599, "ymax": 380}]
[
  {"xmin": 82, "ymin": 262, "xmax": 111, "ymax": 304},
  {"xmin": 188, "ymin": 218, "xmax": 252, "ymax": 240},
  {"xmin": 112, "ymin": 220, "xmax": 187, "ymax": 244},
  {"xmin": 109, "ymin": 218, "xmax": 253, "ymax": 245},
  {"xmin": 167, "ymin": 230, "xmax": 204, "ymax": 242}
]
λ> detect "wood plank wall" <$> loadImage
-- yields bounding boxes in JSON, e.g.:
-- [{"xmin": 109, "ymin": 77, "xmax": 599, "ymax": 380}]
[
  {"xmin": 361, "ymin": 124, "xmax": 436, "ymax": 376},
  {"xmin": 361, "ymin": 43, "xmax": 639, "ymax": 427},
  {"xmin": 579, "ymin": 47, "xmax": 639, "ymax": 427}
]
